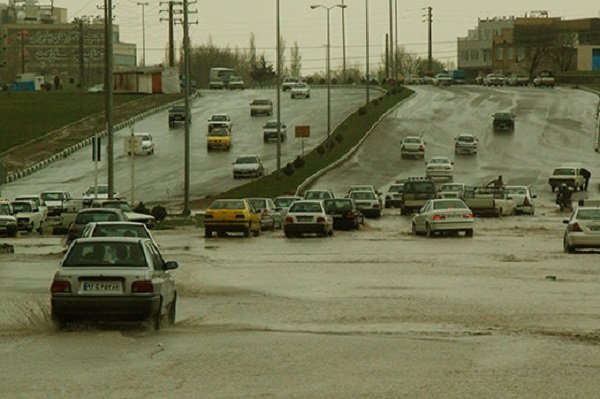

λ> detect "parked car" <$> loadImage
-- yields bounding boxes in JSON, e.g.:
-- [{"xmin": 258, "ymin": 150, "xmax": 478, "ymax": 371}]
[
  {"xmin": 412, "ymin": 199, "xmax": 474, "ymax": 237},
  {"xmin": 0, "ymin": 204, "xmax": 18, "ymax": 237},
  {"xmin": 67, "ymin": 208, "xmax": 128, "ymax": 244},
  {"xmin": 232, "ymin": 154, "xmax": 264, "ymax": 179},
  {"xmin": 384, "ymin": 183, "xmax": 404, "ymax": 208},
  {"xmin": 303, "ymin": 190, "xmax": 335, "ymax": 200},
  {"xmin": 204, "ymin": 199, "xmax": 261, "ymax": 238},
  {"xmin": 81, "ymin": 221, "xmax": 157, "ymax": 246},
  {"xmin": 425, "ymin": 156, "xmax": 454, "ymax": 181},
  {"xmin": 563, "ymin": 204, "xmax": 600, "ymax": 253},
  {"xmin": 433, "ymin": 72, "xmax": 452, "ymax": 86},
  {"xmin": 507, "ymin": 74, "xmax": 530, "ymax": 86},
  {"xmin": 347, "ymin": 190, "xmax": 382, "ymax": 218},
  {"xmin": 401, "ymin": 136, "xmax": 426, "ymax": 158},
  {"xmin": 11, "ymin": 200, "xmax": 44, "ymax": 234},
  {"xmin": 207, "ymin": 127, "xmax": 232, "ymax": 151},
  {"xmin": 89, "ymin": 199, "xmax": 155, "ymax": 227},
  {"xmin": 483, "ymin": 73, "xmax": 506, "ymax": 86},
  {"xmin": 290, "ymin": 82, "xmax": 310, "ymax": 99},
  {"xmin": 263, "ymin": 120, "xmax": 287, "ymax": 142},
  {"xmin": 533, "ymin": 70, "xmax": 556, "ymax": 88},
  {"xmin": 124, "ymin": 132, "xmax": 154, "ymax": 155},
  {"xmin": 283, "ymin": 200, "xmax": 333, "ymax": 238},
  {"xmin": 454, "ymin": 133, "xmax": 479, "ymax": 155},
  {"xmin": 40, "ymin": 191, "xmax": 72, "ymax": 217},
  {"xmin": 87, "ymin": 83, "xmax": 104, "ymax": 93},
  {"xmin": 245, "ymin": 198, "xmax": 282, "ymax": 230},
  {"xmin": 282, "ymin": 77, "xmax": 300, "ymax": 91},
  {"xmin": 50, "ymin": 237, "xmax": 178, "ymax": 330},
  {"xmin": 323, "ymin": 198, "xmax": 364, "ymax": 230},
  {"xmin": 504, "ymin": 185, "xmax": 536, "ymax": 215}
]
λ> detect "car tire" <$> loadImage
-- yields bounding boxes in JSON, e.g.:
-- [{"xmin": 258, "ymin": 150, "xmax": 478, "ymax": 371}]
[
  {"xmin": 51, "ymin": 311, "xmax": 67, "ymax": 330},
  {"xmin": 253, "ymin": 227, "xmax": 260, "ymax": 237},
  {"xmin": 205, "ymin": 228, "xmax": 212, "ymax": 238},
  {"xmin": 425, "ymin": 223, "xmax": 433, "ymax": 238},
  {"xmin": 411, "ymin": 222, "xmax": 418, "ymax": 235},
  {"xmin": 465, "ymin": 229, "xmax": 474, "ymax": 238},
  {"xmin": 37, "ymin": 222, "xmax": 43, "ymax": 235},
  {"xmin": 167, "ymin": 294, "xmax": 177, "ymax": 325},
  {"xmin": 563, "ymin": 239, "xmax": 575, "ymax": 253},
  {"xmin": 243, "ymin": 226, "xmax": 250, "ymax": 237}
]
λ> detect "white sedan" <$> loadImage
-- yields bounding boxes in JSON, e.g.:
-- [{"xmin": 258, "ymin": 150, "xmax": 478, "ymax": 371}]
[
  {"xmin": 283, "ymin": 200, "xmax": 333, "ymax": 238},
  {"xmin": 505, "ymin": 185, "xmax": 536, "ymax": 215},
  {"xmin": 425, "ymin": 156, "xmax": 454, "ymax": 181},
  {"xmin": 563, "ymin": 205, "xmax": 600, "ymax": 253},
  {"xmin": 348, "ymin": 190, "xmax": 382, "ymax": 218},
  {"xmin": 412, "ymin": 199, "xmax": 474, "ymax": 237}
]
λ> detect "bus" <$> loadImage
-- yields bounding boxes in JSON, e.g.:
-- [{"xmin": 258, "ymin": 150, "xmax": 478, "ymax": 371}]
[{"xmin": 208, "ymin": 67, "xmax": 235, "ymax": 89}]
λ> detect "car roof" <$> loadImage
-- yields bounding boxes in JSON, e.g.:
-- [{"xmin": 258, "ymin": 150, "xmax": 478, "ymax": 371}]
[
  {"xmin": 88, "ymin": 221, "xmax": 146, "ymax": 227},
  {"xmin": 78, "ymin": 207, "xmax": 124, "ymax": 214}
]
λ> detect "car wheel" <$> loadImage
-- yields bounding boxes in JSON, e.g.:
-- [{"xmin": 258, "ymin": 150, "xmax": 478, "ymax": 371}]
[
  {"xmin": 551, "ymin": 185, "xmax": 556, "ymax": 192},
  {"xmin": 285, "ymin": 231, "xmax": 293, "ymax": 238},
  {"xmin": 425, "ymin": 223, "xmax": 433, "ymax": 238},
  {"xmin": 148, "ymin": 300, "xmax": 162, "ymax": 331},
  {"xmin": 411, "ymin": 222, "xmax": 418, "ymax": 235},
  {"xmin": 204, "ymin": 228, "xmax": 212, "ymax": 238},
  {"xmin": 37, "ymin": 222, "xmax": 43, "ymax": 235},
  {"xmin": 563, "ymin": 239, "xmax": 575, "ymax": 253},
  {"xmin": 27, "ymin": 223, "xmax": 33, "ymax": 233},
  {"xmin": 465, "ymin": 229, "xmax": 474, "ymax": 238},
  {"xmin": 253, "ymin": 227, "xmax": 260, "ymax": 237},
  {"xmin": 51, "ymin": 311, "xmax": 67, "ymax": 330},
  {"xmin": 167, "ymin": 294, "xmax": 177, "ymax": 325},
  {"xmin": 243, "ymin": 226, "xmax": 250, "ymax": 237}
]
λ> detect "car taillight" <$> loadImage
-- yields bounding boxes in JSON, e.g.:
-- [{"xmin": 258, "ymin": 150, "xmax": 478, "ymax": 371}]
[
  {"xmin": 235, "ymin": 214, "xmax": 245, "ymax": 219},
  {"xmin": 51, "ymin": 280, "xmax": 71, "ymax": 293},
  {"xmin": 285, "ymin": 216, "xmax": 294, "ymax": 223},
  {"xmin": 68, "ymin": 225, "xmax": 78, "ymax": 235},
  {"xmin": 419, "ymin": 144, "xmax": 424, "ymax": 150},
  {"xmin": 317, "ymin": 217, "xmax": 325, "ymax": 223},
  {"xmin": 433, "ymin": 214, "xmax": 447, "ymax": 220},
  {"xmin": 463, "ymin": 213, "xmax": 473, "ymax": 219},
  {"xmin": 569, "ymin": 223, "xmax": 582, "ymax": 232},
  {"xmin": 132, "ymin": 280, "xmax": 154, "ymax": 293}
]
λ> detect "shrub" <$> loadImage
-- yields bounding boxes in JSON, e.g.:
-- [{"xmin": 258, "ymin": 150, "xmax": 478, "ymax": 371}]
[
  {"xmin": 293, "ymin": 156, "xmax": 305, "ymax": 168},
  {"xmin": 151, "ymin": 205, "xmax": 168, "ymax": 222},
  {"xmin": 325, "ymin": 139, "xmax": 335, "ymax": 151},
  {"xmin": 331, "ymin": 78, "xmax": 338, "ymax": 85},
  {"xmin": 358, "ymin": 106, "xmax": 367, "ymax": 115},
  {"xmin": 371, "ymin": 98, "xmax": 381, "ymax": 106},
  {"xmin": 316, "ymin": 145, "xmax": 325, "ymax": 155},
  {"xmin": 335, "ymin": 134, "xmax": 343, "ymax": 143},
  {"xmin": 319, "ymin": 78, "xmax": 326, "ymax": 85},
  {"xmin": 133, "ymin": 201, "xmax": 150, "ymax": 214},
  {"xmin": 347, "ymin": 77, "xmax": 355, "ymax": 84},
  {"xmin": 283, "ymin": 162, "xmax": 295, "ymax": 176}
]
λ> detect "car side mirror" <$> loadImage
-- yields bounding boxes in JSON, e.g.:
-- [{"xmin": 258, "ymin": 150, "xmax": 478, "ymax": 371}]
[{"xmin": 164, "ymin": 261, "xmax": 179, "ymax": 270}]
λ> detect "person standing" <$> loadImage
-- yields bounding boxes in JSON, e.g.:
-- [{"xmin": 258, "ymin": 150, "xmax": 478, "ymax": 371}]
[{"xmin": 580, "ymin": 168, "xmax": 591, "ymax": 191}]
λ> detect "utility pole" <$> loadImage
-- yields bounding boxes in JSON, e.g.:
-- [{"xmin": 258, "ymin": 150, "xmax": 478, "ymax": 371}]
[
  {"xmin": 159, "ymin": 1, "xmax": 176, "ymax": 67},
  {"xmin": 17, "ymin": 30, "xmax": 28, "ymax": 74},
  {"xmin": 103, "ymin": 0, "xmax": 115, "ymax": 198},
  {"xmin": 341, "ymin": 0, "xmax": 346, "ymax": 84},
  {"xmin": 388, "ymin": 0, "xmax": 393, "ymax": 80},
  {"xmin": 276, "ymin": 0, "xmax": 281, "ymax": 175},
  {"xmin": 136, "ymin": 2, "xmax": 149, "ymax": 67},
  {"xmin": 385, "ymin": 33, "xmax": 389, "ymax": 80},
  {"xmin": 394, "ymin": 0, "xmax": 398, "ymax": 80},
  {"xmin": 77, "ymin": 18, "xmax": 85, "ymax": 88},
  {"xmin": 424, "ymin": 6, "xmax": 433, "ymax": 73},
  {"xmin": 365, "ymin": 0, "xmax": 369, "ymax": 104}
]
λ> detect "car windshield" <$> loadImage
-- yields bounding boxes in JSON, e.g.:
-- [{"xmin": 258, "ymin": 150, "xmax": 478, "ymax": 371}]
[
  {"xmin": 210, "ymin": 200, "xmax": 245, "ymax": 210},
  {"xmin": 293, "ymin": 83, "xmax": 307, "ymax": 88},
  {"xmin": 75, "ymin": 211, "xmax": 121, "ymax": 224},
  {"xmin": 11, "ymin": 202, "xmax": 32, "ymax": 213},
  {"xmin": 350, "ymin": 191, "xmax": 376, "ymax": 200},
  {"xmin": 41, "ymin": 192, "xmax": 63, "ymax": 201},
  {"xmin": 304, "ymin": 191, "xmax": 331, "ymax": 200},
  {"xmin": 252, "ymin": 100, "xmax": 269, "ymax": 105},
  {"xmin": 494, "ymin": 113, "xmax": 512, "ymax": 119},
  {"xmin": 247, "ymin": 199, "xmax": 267, "ymax": 210},
  {"xmin": 209, "ymin": 129, "xmax": 229, "ymax": 137},
  {"xmin": 388, "ymin": 185, "xmax": 403, "ymax": 193},
  {"xmin": 236, "ymin": 156, "xmax": 258, "ymax": 164},
  {"xmin": 458, "ymin": 136, "xmax": 475, "ymax": 143},
  {"xmin": 324, "ymin": 199, "xmax": 352, "ymax": 211},
  {"xmin": 17, "ymin": 197, "xmax": 40, "ymax": 206},
  {"xmin": 91, "ymin": 224, "xmax": 150, "ymax": 239},
  {"xmin": 170, "ymin": 106, "xmax": 185, "ymax": 112},
  {"xmin": 404, "ymin": 181, "xmax": 436, "ymax": 192},
  {"xmin": 211, "ymin": 115, "xmax": 228, "ymax": 121},
  {"xmin": 290, "ymin": 202, "xmax": 322, "ymax": 213},
  {"xmin": 274, "ymin": 198, "xmax": 298, "ymax": 208},
  {"xmin": 429, "ymin": 158, "xmax": 449, "ymax": 164},
  {"xmin": 576, "ymin": 209, "xmax": 600, "ymax": 220},
  {"xmin": 63, "ymin": 242, "xmax": 147, "ymax": 267},
  {"xmin": 440, "ymin": 185, "xmax": 462, "ymax": 192},
  {"xmin": 85, "ymin": 185, "xmax": 109, "ymax": 195},
  {"xmin": 553, "ymin": 168, "xmax": 576, "ymax": 176},
  {"xmin": 404, "ymin": 137, "xmax": 421, "ymax": 144},
  {"xmin": 140, "ymin": 134, "xmax": 152, "ymax": 141},
  {"xmin": 264, "ymin": 122, "xmax": 283, "ymax": 128},
  {"xmin": 433, "ymin": 200, "xmax": 468, "ymax": 210},
  {"xmin": 0, "ymin": 206, "xmax": 11, "ymax": 215}
]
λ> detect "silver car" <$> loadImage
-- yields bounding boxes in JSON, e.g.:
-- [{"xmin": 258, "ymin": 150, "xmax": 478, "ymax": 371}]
[
  {"xmin": 50, "ymin": 237, "xmax": 178, "ymax": 330},
  {"xmin": 245, "ymin": 198, "xmax": 283, "ymax": 230},
  {"xmin": 412, "ymin": 199, "xmax": 474, "ymax": 237},
  {"xmin": 454, "ymin": 134, "xmax": 479, "ymax": 155},
  {"xmin": 504, "ymin": 185, "xmax": 536, "ymax": 215},
  {"xmin": 283, "ymin": 200, "xmax": 333, "ymax": 238},
  {"xmin": 81, "ymin": 221, "xmax": 157, "ymax": 246},
  {"xmin": 563, "ymin": 205, "xmax": 600, "ymax": 253}
]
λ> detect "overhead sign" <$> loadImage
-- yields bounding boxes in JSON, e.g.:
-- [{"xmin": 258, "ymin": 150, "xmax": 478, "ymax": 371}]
[{"xmin": 295, "ymin": 125, "xmax": 310, "ymax": 138}]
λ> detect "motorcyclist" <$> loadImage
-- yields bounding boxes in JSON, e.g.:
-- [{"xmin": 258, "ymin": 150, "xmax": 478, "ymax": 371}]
[{"xmin": 556, "ymin": 183, "xmax": 572, "ymax": 210}]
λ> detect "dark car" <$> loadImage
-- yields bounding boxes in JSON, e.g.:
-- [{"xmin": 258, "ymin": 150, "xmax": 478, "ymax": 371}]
[
  {"xmin": 492, "ymin": 112, "xmax": 515, "ymax": 132},
  {"xmin": 67, "ymin": 208, "xmax": 128, "ymax": 244},
  {"xmin": 323, "ymin": 198, "xmax": 364, "ymax": 230}
]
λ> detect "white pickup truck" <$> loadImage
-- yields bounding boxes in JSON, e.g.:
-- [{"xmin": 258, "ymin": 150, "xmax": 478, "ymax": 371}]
[
  {"xmin": 11, "ymin": 200, "xmax": 44, "ymax": 234},
  {"xmin": 462, "ymin": 187, "xmax": 516, "ymax": 217}
]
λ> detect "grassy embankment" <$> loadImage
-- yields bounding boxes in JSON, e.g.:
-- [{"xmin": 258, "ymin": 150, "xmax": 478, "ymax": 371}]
[
  {"xmin": 0, "ymin": 91, "xmax": 182, "ymax": 171},
  {"xmin": 212, "ymin": 86, "xmax": 413, "ymax": 201}
]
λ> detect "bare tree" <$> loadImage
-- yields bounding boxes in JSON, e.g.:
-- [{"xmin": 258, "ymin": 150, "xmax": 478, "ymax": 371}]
[
  {"xmin": 278, "ymin": 36, "xmax": 287, "ymax": 76},
  {"xmin": 549, "ymin": 32, "xmax": 577, "ymax": 72},
  {"xmin": 289, "ymin": 41, "xmax": 302, "ymax": 77}
]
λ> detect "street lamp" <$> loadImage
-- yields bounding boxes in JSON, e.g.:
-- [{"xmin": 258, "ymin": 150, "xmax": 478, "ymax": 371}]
[
  {"xmin": 136, "ymin": 2, "xmax": 149, "ymax": 67},
  {"xmin": 310, "ymin": 3, "xmax": 347, "ymax": 138}
]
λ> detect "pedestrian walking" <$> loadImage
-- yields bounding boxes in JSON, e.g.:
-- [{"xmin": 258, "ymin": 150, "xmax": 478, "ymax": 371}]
[{"xmin": 580, "ymin": 168, "xmax": 591, "ymax": 191}]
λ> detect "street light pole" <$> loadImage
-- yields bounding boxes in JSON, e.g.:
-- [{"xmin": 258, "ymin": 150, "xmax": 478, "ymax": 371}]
[
  {"xmin": 311, "ymin": 3, "xmax": 347, "ymax": 138},
  {"xmin": 276, "ymin": 0, "xmax": 282, "ymax": 175},
  {"xmin": 341, "ymin": 0, "xmax": 346, "ymax": 84},
  {"xmin": 136, "ymin": 2, "xmax": 149, "ymax": 67},
  {"xmin": 365, "ymin": 0, "xmax": 370, "ymax": 104}
]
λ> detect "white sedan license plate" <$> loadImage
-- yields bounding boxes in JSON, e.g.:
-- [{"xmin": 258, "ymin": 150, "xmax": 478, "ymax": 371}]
[
  {"xmin": 296, "ymin": 216, "xmax": 313, "ymax": 223},
  {"xmin": 81, "ymin": 280, "xmax": 123, "ymax": 294}
]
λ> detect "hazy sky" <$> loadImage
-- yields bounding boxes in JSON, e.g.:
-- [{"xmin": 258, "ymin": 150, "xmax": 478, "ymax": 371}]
[{"xmin": 54, "ymin": 0, "xmax": 600, "ymax": 74}]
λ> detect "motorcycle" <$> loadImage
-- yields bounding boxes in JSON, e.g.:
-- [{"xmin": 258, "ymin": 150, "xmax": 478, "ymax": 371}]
[{"xmin": 556, "ymin": 188, "xmax": 572, "ymax": 211}]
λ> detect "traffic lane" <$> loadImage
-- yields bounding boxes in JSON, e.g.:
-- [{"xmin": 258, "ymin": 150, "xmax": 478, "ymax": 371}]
[
  {"xmin": 311, "ymin": 85, "xmax": 599, "ymax": 199},
  {"xmin": 2, "ymin": 212, "xmax": 600, "ymax": 397},
  {"xmin": 1, "ymin": 88, "xmax": 377, "ymax": 203}
]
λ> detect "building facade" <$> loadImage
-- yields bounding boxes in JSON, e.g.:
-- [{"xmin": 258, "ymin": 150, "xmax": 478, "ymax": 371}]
[{"xmin": 0, "ymin": 0, "xmax": 136, "ymax": 88}]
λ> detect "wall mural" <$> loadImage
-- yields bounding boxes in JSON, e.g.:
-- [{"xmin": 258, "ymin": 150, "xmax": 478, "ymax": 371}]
[
  {"xmin": 34, "ymin": 47, "xmax": 103, "ymax": 63},
  {"xmin": 27, "ymin": 29, "xmax": 104, "ymax": 46}
]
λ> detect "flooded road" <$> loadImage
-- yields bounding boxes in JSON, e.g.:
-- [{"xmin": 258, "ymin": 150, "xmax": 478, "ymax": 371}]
[{"xmin": 2, "ymin": 205, "xmax": 600, "ymax": 398}]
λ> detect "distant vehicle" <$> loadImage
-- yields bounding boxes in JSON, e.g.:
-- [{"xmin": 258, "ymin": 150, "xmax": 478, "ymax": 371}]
[
  {"xmin": 40, "ymin": 191, "xmax": 72, "ymax": 216},
  {"xmin": 401, "ymin": 136, "xmax": 426, "ymax": 158},
  {"xmin": 81, "ymin": 221, "xmax": 157, "ymax": 246},
  {"xmin": 124, "ymin": 132, "xmax": 154, "ymax": 155},
  {"xmin": 0, "ymin": 204, "xmax": 18, "ymax": 237},
  {"xmin": 273, "ymin": 196, "xmax": 302, "ymax": 219},
  {"xmin": 245, "ymin": 198, "xmax": 282, "ymax": 230},
  {"xmin": 228, "ymin": 76, "xmax": 245, "ymax": 90},
  {"xmin": 208, "ymin": 67, "xmax": 234, "ymax": 89},
  {"xmin": 404, "ymin": 74, "xmax": 425, "ymax": 85},
  {"xmin": 347, "ymin": 190, "xmax": 382, "ymax": 218},
  {"xmin": 204, "ymin": 199, "xmax": 261, "ymax": 238},
  {"xmin": 87, "ymin": 83, "xmax": 104, "ymax": 93},
  {"xmin": 533, "ymin": 70, "xmax": 556, "ymax": 88},
  {"xmin": 454, "ymin": 133, "xmax": 479, "ymax": 155},
  {"xmin": 11, "ymin": 200, "xmax": 44, "ymax": 234},
  {"xmin": 400, "ymin": 177, "xmax": 437, "ymax": 215},
  {"xmin": 283, "ymin": 200, "xmax": 333, "ymax": 238},
  {"xmin": 462, "ymin": 187, "xmax": 516, "ymax": 217},
  {"xmin": 207, "ymin": 127, "xmax": 232, "ymax": 151},
  {"xmin": 507, "ymin": 74, "xmax": 530, "ymax": 86},
  {"xmin": 425, "ymin": 156, "xmax": 454, "ymax": 181},
  {"xmin": 303, "ymin": 190, "xmax": 335, "ymax": 200},
  {"xmin": 323, "ymin": 198, "xmax": 364, "ymax": 230},
  {"xmin": 492, "ymin": 112, "xmax": 515, "ymax": 133},
  {"xmin": 384, "ymin": 183, "xmax": 404, "ymax": 208},
  {"xmin": 67, "ymin": 208, "xmax": 128, "ymax": 244},
  {"xmin": 483, "ymin": 73, "xmax": 506, "ymax": 86},
  {"xmin": 563, "ymin": 204, "xmax": 600, "ymax": 253},
  {"xmin": 290, "ymin": 82, "xmax": 310, "ymax": 99},
  {"xmin": 282, "ymin": 77, "xmax": 301, "ymax": 91},
  {"xmin": 232, "ymin": 154, "xmax": 264, "ymax": 179},
  {"xmin": 89, "ymin": 199, "xmax": 155, "ymax": 227},
  {"xmin": 504, "ymin": 185, "xmax": 536, "ymax": 215},
  {"xmin": 548, "ymin": 164, "xmax": 586, "ymax": 192},
  {"xmin": 15, "ymin": 194, "xmax": 48, "ymax": 221},
  {"xmin": 168, "ymin": 105, "xmax": 191, "ymax": 128},
  {"xmin": 433, "ymin": 72, "xmax": 453, "ymax": 86},
  {"xmin": 263, "ymin": 120, "xmax": 287, "ymax": 142},
  {"xmin": 412, "ymin": 199, "xmax": 474, "ymax": 237},
  {"xmin": 82, "ymin": 184, "xmax": 120, "ymax": 205},
  {"xmin": 207, "ymin": 113, "xmax": 232, "ymax": 132},
  {"xmin": 250, "ymin": 99, "xmax": 273, "ymax": 117},
  {"xmin": 437, "ymin": 183, "xmax": 467, "ymax": 199},
  {"xmin": 448, "ymin": 69, "xmax": 467, "ymax": 84},
  {"xmin": 50, "ymin": 237, "xmax": 178, "ymax": 330}
]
